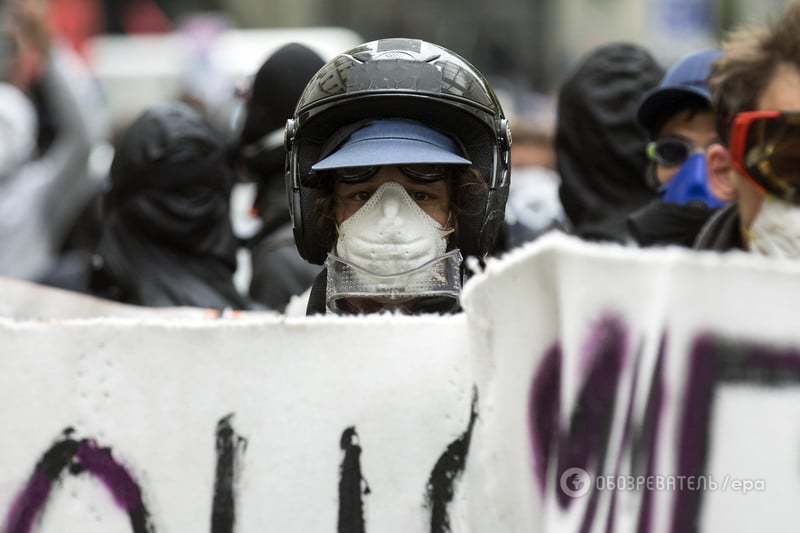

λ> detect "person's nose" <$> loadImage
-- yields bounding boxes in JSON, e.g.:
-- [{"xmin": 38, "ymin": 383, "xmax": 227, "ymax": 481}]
[{"xmin": 382, "ymin": 193, "xmax": 401, "ymax": 220}]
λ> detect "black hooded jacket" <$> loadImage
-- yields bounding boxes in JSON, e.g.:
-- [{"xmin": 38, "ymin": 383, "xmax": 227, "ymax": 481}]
[
  {"xmin": 238, "ymin": 43, "xmax": 325, "ymax": 310},
  {"xmin": 556, "ymin": 43, "xmax": 664, "ymax": 243},
  {"xmin": 91, "ymin": 103, "xmax": 251, "ymax": 310},
  {"xmin": 692, "ymin": 204, "xmax": 744, "ymax": 252},
  {"xmin": 628, "ymin": 201, "xmax": 717, "ymax": 248},
  {"xmin": 239, "ymin": 42, "xmax": 325, "ymax": 226}
]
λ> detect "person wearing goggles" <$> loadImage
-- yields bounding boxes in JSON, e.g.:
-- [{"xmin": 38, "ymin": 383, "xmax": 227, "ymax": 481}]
[
  {"xmin": 308, "ymin": 119, "xmax": 471, "ymax": 315},
  {"xmin": 627, "ymin": 50, "xmax": 729, "ymax": 247},
  {"xmin": 285, "ymin": 39, "xmax": 511, "ymax": 316},
  {"xmin": 696, "ymin": 3, "xmax": 800, "ymax": 256}
]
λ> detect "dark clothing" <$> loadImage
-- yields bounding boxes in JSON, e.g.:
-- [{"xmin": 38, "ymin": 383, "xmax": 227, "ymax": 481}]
[
  {"xmin": 246, "ymin": 172, "xmax": 320, "ymax": 310},
  {"xmin": 239, "ymin": 44, "xmax": 325, "ymax": 148},
  {"xmin": 92, "ymin": 103, "xmax": 251, "ymax": 310},
  {"xmin": 250, "ymin": 223, "xmax": 321, "ymax": 311},
  {"xmin": 306, "ymin": 268, "xmax": 329, "ymax": 315},
  {"xmin": 238, "ymin": 43, "xmax": 325, "ymax": 183},
  {"xmin": 556, "ymin": 43, "xmax": 664, "ymax": 243},
  {"xmin": 91, "ymin": 223, "xmax": 246, "ymax": 309},
  {"xmin": 238, "ymin": 44, "xmax": 325, "ymax": 310},
  {"xmin": 628, "ymin": 201, "xmax": 717, "ymax": 248},
  {"xmin": 693, "ymin": 204, "xmax": 745, "ymax": 252}
]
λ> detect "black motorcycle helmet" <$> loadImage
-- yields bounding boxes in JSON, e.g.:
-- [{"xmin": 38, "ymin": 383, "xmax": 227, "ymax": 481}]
[{"xmin": 285, "ymin": 38, "xmax": 511, "ymax": 265}]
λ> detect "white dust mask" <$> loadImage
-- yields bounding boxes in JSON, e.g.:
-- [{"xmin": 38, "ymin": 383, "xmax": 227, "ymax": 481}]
[
  {"xmin": 748, "ymin": 195, "xmax": 800, "ymax": 259},
  {"xmin": 335, "ymin": 181, "xmax": 450, "ymax": 274},
  {"xmin": 505, "ymin": 166, "xmax": 564, "ymax": 232}
]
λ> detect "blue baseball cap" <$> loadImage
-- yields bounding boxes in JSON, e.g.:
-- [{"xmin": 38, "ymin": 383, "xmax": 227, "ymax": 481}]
[
  {"xmin": 637, "ymin": 49, "xmax": 722, "ymax": 137},
  {"xmin": 311, "ymin": 118, "xmax": 471, "ymax": 171}
]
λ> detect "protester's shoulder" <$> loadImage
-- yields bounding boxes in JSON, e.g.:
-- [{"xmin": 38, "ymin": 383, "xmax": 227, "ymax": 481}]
[
  {"xmin": 305, "ymin": 269, "xmax": 328, "ymax": 316},
  {"xmin": 693, "ymin": 205, "xmax": 742, "ymax": 252},
  {"xmin": 254, "ymin": 223, "xmax": 298, "ymax": 255}
]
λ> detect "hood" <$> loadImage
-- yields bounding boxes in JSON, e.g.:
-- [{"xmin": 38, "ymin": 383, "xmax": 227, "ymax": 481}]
[
  {"xmin": 98, "ymin": 103, "xmax": 248, "ymax": 310},
  {"xmin": 556, "ymin": 43, "xmax": 664, "ymax": 242}
]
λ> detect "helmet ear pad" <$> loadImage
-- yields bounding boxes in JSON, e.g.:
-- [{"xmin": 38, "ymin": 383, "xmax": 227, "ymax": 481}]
[
  {"xmin": 480, "ymin": 186, "xmax": 510, "ymax": 254},
  {"xmin": 449, "ymin": 166, "xmax": 506, "ymax": 258},
  {"xmin": 294, "ymin": 184, "xmax": 334, "ymax": 265}
]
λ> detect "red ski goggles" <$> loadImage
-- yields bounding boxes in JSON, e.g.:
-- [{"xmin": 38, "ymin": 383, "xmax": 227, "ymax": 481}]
[{"xmin": 729, "ymin": 111, "xmax": 800, "ymax": 204}]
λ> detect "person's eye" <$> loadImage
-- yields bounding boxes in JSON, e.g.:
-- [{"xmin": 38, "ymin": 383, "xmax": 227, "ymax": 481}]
[
  {"xmin": 411, "ymin": 191, "xmax": 433, "ymax": 202},
  {"xmin": 350, "ymin": 191, "xmax": 372, "ymax": 202}
]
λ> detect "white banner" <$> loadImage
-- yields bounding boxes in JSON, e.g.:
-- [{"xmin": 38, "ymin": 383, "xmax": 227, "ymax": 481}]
[
  {"xmin": 2, "ymin": 234, "xmax": 800, "ymax": 532},
  {"xmin": 462, "ymin": 235, "xmax": 800, "ymax": 533},
  {"xmin": 0, "ymin": 313, "xmax": 474, "ymax": 533}
]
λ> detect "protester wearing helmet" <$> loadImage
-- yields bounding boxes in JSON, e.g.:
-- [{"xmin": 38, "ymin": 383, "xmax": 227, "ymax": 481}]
[
  {"xmin": 285, "ymin": 38, "xmax": 511, "ymax": 315},
  {"xmin": 628, "ymin": 50, "xmax": 729, "ymax": 247},
  {"xmin": 695, "ymin": 3, "xmax": 800, "ymax": 256}
]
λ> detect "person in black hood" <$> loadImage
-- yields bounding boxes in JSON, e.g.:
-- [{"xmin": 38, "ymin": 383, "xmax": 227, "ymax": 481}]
[
  {"xmin": 91, "ymin": 103, "xmax": 251, "ymax": 310},
  {"xmin": 556, "ymin": 43, "xmax": 664, "ymax": 243},
  {"xmin": 237, "ymin": 43, "xmax": 324, "ymax": 311}
]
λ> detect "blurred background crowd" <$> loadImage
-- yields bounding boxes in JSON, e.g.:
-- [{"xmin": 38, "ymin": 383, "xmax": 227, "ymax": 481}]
[{"xmin": 0, "ymin": 0, "xmax": 795, "ymax": 313}]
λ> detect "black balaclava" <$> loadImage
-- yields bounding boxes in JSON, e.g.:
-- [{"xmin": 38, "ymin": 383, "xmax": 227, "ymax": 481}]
[
  {"xmin": 238, "ymin": 43, "xmax": 324, "ymax": 235},
  {"xmin": 556, "ymin": 43, "xmax": 664, "ymax": 243},
  {"xmin": 94, "ymin": 103, "xmax": 249, "ymax": 310}
]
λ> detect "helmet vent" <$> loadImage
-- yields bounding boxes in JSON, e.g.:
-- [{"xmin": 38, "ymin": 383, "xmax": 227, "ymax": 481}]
[
  {"xmin": 347, "ymin": 60, "xmax": 442, "ymax": 92},
  {"xmin": 377, "ymin": 38, "xmax": 421, "ymax": 53}
]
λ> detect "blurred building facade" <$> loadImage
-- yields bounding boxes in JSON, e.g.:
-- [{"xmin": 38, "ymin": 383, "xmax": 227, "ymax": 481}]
[
  {"xmin": 212, "ymin": 0, "xmax": 791, "ymax": 91},
  {"xmin": 94, "ymin": 0, "xmax": 792, "ymax": 92}
]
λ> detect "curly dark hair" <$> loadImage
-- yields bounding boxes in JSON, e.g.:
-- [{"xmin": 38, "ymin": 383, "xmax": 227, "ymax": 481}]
[{"xmin": 710, "ymin": 1, "xmax": 800, "ymax": 144}]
